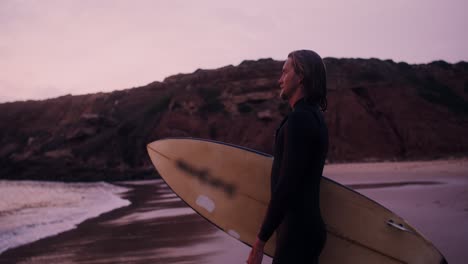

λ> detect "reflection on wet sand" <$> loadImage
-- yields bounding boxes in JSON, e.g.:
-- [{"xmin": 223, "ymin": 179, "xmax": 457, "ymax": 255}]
[
  {"xmin": 348, "ymin": 181, "xmax": 444, "ymax": 190},
  {"xmin": 1, "ymin": 159, "xmax": 466, "ymax": 263},
  {"xmin": 0, "ymin": 180, "xmax": 223, "ymax": 264}
]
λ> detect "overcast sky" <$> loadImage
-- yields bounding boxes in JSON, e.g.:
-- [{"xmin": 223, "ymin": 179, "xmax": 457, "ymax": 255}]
[{"xmin": 1, "ymin": 0, "xmax": 467, "ymax": 102}]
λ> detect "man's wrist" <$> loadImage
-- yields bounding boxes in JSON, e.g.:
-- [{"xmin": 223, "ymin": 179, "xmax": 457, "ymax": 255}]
[{"xmin": 254, "ymin": 237, "xmax": 266, "ymax": 249}]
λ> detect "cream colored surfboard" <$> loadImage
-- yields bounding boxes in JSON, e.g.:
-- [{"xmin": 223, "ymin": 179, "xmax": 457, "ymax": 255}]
[{"xmin": 147, "ymin": 138, "xmax": 447, "ymax": 264}]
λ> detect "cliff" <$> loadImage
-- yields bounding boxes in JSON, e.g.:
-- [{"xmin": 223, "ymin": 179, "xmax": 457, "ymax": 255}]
[{"xmin": 1, "ymin": 58, "xmax": 467, "ymax": 181}]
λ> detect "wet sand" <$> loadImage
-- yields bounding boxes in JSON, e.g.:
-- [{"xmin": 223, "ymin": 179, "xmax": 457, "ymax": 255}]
[
  {"xmin": 0, "ymin": 180, "xmax": 256, "ymax": 264},
  {"xmin": 1, "ymin": 159, "xmax": 467, "ymax": 264}
]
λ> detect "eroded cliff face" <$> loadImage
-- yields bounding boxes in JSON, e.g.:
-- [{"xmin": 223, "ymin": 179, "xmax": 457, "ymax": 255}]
[{"xmin": 1, "ymin": 58, "xmax": 467, "ymax": 181}]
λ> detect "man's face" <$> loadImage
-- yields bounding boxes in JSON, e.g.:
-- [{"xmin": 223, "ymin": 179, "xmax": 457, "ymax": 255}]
[{"xmin": 279, "ymin": 58, "xmax": 302, "ymax": 101}]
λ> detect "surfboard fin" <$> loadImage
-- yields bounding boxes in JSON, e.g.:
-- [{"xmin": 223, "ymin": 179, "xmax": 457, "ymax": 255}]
[{"xmin": 386, "ymin": 219, "xmax": 413, "ymax": 233}]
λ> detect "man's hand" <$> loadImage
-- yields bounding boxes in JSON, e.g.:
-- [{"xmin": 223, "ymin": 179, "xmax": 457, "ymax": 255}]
[{"xmin": 246, "ymin": 237, "xmax": 266, "ymax": 264}]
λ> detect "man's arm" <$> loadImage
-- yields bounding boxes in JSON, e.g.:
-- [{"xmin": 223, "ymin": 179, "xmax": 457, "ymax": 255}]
[{"xmin": 257, "ymin": 111, "xmax": 316, "ymax": 242}]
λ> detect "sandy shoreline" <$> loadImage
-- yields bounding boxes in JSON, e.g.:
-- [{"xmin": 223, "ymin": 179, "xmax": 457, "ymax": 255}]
[
  {"xmin": 0, "ymin": 181, "xmax": 130, "ymax": 256},
  {"xmin": 0, "ymin": 180, "xmax": 222, "ymax": 263},
  {"xmin": 1, "ymin": 159, "xmax": 467, "ymax": 263}
]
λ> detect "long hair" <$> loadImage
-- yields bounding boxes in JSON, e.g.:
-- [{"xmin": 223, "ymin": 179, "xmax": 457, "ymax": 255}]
[{"xmin": 288, "ymin": 50, "xmax": 328, "ymax": 111}]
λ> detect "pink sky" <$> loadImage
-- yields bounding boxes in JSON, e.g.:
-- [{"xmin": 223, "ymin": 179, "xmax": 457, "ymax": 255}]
[{"xmin": 1, "ymin": 0, "xmax": 467, "ymax": 102}]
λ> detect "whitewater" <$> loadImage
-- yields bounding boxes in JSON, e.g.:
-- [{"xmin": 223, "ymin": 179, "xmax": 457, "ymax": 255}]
[{"xmin": 0, "ymin": 180, "xmax": 130, "ymax": 254}]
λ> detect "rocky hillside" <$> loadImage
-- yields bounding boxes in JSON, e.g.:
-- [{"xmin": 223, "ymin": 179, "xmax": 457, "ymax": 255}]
[{"xmin": 1, "ymin": 58, "xmax": 467, "ymax": 181}]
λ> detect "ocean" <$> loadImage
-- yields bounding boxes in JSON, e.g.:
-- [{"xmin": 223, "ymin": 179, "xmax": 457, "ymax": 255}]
[{"xmin": 0, "ymin": 180, "xmax": 130, "ymax": 254}]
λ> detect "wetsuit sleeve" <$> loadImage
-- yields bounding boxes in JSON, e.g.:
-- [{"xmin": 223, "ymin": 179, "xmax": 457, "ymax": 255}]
[{"xmin": 258, "ymin": 111, "xmax": 317, "ymax": 242}]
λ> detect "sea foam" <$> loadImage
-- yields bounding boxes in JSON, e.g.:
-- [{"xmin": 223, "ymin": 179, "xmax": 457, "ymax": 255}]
[{"xmin": 0, "ymin": 180, "xmax": 130, "ymax": 254}]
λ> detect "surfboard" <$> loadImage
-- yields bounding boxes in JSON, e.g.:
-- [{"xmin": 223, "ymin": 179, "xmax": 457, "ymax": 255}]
[{"xmin": 147, "ymin": 138, "xmax": 447, "ymax": 264}]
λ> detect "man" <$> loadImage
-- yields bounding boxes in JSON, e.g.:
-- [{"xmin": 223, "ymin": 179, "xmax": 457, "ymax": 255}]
[{"xmin": 247, "ymin": 50, "xmax": 328, "ymax": 264}]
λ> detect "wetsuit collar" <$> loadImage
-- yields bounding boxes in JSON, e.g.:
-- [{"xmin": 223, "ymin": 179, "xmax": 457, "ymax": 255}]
[{"xmin": 292, "ymin": 97, "xmax": 319, "ymax": 111}]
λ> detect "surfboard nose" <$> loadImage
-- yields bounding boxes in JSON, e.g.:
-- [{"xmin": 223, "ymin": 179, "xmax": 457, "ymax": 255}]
[
  {"xmin": 147, "ymin": 139, "xmax": 173, "ymax": 160},
  {"xmin": 147, "ymin": 139, "xmax": 165, "ymax": 151}
]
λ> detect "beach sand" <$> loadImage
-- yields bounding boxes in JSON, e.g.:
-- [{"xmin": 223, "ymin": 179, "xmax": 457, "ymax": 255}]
[
  {"xmin": 0, "ymin": 179, "xmax": 261, "ymax": 264},
  {"xmin": 324, "ymin": 158, "xmax": 468, "ymax": 264},
  {"xmin": 1, "ymin": 159, "xmax": 467, "ymax": 264}
]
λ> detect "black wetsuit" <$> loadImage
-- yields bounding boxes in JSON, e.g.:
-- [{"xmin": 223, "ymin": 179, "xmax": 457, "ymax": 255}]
[{"xmin": 258, "ymin": 98, "xmax": 328, "ymax": 264}]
